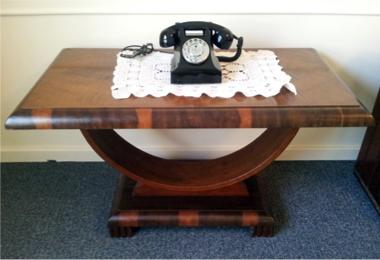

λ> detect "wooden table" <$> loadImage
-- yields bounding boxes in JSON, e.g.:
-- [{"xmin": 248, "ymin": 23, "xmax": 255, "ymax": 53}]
[{"xmin": 6, "ymin": 48, "xmax": 374, "ymax": 237}]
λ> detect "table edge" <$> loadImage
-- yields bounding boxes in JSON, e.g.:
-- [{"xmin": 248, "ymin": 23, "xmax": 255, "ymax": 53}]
[{"xmin": 5, "ymin": 105, "xmax": 375, "ymax": 129}]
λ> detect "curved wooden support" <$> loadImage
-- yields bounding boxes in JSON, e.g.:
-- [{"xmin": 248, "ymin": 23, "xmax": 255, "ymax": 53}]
[{"xmin": 81, "ymin": 128, "xmax": 298, "ymax": 191}]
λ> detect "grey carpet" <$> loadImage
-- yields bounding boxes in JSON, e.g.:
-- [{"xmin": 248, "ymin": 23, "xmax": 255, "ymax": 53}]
[{"xmin": 1, "ymin": 161, "xmax": 379, "ymax": 259}]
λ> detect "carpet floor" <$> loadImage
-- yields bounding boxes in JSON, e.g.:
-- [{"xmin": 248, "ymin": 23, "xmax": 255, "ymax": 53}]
[{"xmin": 1, "ymin": 161, "xmax": 379, "ymax": 259}]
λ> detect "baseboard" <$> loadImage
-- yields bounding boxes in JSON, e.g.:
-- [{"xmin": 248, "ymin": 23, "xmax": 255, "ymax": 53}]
[{"xmin": 0, "ymin": 145, "xmax": 359, "ymax": 162}]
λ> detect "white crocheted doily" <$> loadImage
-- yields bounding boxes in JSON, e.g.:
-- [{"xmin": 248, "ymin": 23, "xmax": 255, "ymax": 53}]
[{"xmin": 111, "ymin": 50, "xmax": 296, "ymax": 99}]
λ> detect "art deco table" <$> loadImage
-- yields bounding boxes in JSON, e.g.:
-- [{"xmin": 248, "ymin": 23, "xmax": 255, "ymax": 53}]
[{"xmin": 5, "ymin": 48, "xmax": 374, "ymax": 237}]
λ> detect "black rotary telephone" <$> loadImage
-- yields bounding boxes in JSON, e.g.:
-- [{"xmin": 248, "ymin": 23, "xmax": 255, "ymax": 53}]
[{"xmin": 160, "ymin": 21, "xmax": 243, "ymax": 84}]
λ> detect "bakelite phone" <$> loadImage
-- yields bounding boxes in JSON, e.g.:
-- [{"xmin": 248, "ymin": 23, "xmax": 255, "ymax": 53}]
[{"xmin": 160, "ymin": 21, "xmax": 243, "ymax": 84}]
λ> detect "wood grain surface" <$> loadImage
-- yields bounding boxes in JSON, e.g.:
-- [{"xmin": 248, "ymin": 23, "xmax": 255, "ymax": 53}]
[{"xmin": 5, "ymin": 48, "xmax": 374, "ymax": 129}]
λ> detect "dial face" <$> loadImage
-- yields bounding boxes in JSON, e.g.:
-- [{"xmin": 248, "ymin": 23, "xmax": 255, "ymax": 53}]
[{"xmin": 182, "ymin": 38, "xmax": 210, "ymax": 64}]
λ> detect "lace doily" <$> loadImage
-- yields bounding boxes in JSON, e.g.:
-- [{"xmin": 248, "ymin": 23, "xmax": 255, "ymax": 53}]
[{"xmin": 111, "ymin": 50, "xmax": 296, "ymax": 99}]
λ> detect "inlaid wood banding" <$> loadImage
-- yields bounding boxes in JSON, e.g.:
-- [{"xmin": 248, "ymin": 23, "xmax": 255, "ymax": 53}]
[{"xmin": 5, "ymin": 106, "xmax": 374, "ymax": 129}]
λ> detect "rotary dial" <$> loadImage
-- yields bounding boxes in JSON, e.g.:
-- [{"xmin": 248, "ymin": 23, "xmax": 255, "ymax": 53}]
[{"xmin": 182, "ymin": 38, "xmax": 210, "ymax": 64}]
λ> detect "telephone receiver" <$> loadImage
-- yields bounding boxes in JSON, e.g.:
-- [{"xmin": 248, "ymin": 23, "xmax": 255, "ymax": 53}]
[{"xmin": 160, "ymin": 21, "xmax": 243, "ymax": 62}]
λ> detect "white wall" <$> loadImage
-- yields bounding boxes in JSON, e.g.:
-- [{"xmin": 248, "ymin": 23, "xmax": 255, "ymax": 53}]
[{"xmin": 1, "ymin": 0, "xmax": 380, "ymax": 162}]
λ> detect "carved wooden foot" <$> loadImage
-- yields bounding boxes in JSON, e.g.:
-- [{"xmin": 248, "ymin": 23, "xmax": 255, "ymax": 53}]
[
  {"xmin": 251, "ymin": 223, "xmax": 274, "ymax": 237},
  {"xmin": 109, "ymin": 226, "xmax": 139, "ymax": 237}
]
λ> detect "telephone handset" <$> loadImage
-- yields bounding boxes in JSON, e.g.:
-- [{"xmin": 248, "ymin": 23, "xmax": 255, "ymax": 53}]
[{"xmin": 160, "ymin": 21, "xmax": 243, "ymax": 84}]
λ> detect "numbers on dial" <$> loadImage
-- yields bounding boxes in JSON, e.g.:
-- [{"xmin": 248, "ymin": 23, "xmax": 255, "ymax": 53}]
[{"xmin": 182, "ymin": 38, "xmax": 210, "ymax": 64}]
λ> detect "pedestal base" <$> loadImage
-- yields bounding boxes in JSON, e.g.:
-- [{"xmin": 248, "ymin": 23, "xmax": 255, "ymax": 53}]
[
  {"xmin": 108, "ymin": 176, "xmax": 274, "ymax": 237},
  {"xmin": 81, "ymin": 128, "xmax": 297, "ymax": 237}
]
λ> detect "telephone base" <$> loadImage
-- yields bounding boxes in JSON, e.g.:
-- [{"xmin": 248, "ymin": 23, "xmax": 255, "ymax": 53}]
[{"xmin": 171, "ymin": 72, "xmax": 221, "ymax": 84}]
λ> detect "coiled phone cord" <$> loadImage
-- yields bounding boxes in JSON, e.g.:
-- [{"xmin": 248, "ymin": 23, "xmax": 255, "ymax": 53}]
[{"xmin": 120, "ymin": 43, "xmax": 154, "ymax": 58}]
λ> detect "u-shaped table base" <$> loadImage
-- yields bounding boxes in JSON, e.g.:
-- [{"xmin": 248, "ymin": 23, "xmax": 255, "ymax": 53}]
[{"xmin": 81, "ymin": 128, "xmax": 299, "ymax": 237}]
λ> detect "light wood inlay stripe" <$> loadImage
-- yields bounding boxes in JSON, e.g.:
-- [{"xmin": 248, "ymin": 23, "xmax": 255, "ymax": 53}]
[
  {"xmin": 238, "ymin": 108, "xmax": 252, "ymax": 127},
  {"xmin": 119, "ymin": 211, "xmax": 139, "ymax": 227},
  {"xmin": 136, "ymin": 108, "xmax": 152, "ymax": 128},
  {"xmin": 179, "ymin": 210, "xmax": 199, "ymax": 226},
  {"xmin": 31, "ymin": 109, "xmax": 52, "ymax": 129},
  {"xmin": 242, "ymin": 211, "xmax": 260, "ymax": 226}
]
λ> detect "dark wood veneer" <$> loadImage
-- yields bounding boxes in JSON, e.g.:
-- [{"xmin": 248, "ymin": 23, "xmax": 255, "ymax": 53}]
[
  {"xmin": 5, "ymin": 48, "xmax": 374, "ymax": 129},
  {"xmin": 5, "ymin": 48, "xmax": 375, "ymax": 237}
]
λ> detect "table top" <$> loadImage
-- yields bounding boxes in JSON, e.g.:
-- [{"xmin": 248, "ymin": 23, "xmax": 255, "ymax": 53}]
[{"xmin": 5, "ymin": 48, "xmax": 374, "ymax": 129}]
